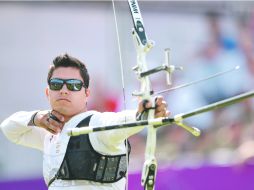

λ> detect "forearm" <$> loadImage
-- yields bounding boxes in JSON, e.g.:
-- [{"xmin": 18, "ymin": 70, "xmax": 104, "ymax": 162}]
[
  {"xmin": 0, "ymin": 111, "xmax": 47, "ymax": 151},
  {"xmin": 106, "ymin": 110, "xmax": 144, "ymax": 141},
  {"xmin": 90, "ymin": 110, "xmax": 144, "ymax": 150}
]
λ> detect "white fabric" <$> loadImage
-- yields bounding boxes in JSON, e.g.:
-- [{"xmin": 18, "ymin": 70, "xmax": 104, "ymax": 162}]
[{"xmin": 0, "ymin": 110, "xmax": 144, "ymax": 190}]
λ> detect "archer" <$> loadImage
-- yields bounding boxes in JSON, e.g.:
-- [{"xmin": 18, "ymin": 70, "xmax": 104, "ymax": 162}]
[{"xmin": 0, "ymin": 53, "xmax": 169, "ymax": 190}]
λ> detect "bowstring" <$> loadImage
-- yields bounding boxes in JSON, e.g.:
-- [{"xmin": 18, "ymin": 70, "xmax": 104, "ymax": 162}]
[{"xmin": 112, "ymin": 1, "xmax": 129, "ymax": 189}]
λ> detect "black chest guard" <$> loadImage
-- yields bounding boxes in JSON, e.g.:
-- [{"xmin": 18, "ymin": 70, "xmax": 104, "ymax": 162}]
[{"xmin": 48, "ymin": 115, "xmax": 131, "ymax": 187}]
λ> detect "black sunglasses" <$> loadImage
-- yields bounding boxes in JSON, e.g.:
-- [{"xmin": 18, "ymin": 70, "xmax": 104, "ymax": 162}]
[{"xmin": 48, "ymin": 78, "xmax": 86, "ymax": 91}]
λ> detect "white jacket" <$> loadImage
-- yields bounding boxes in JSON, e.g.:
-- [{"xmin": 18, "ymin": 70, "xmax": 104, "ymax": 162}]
[{"xmin": 1, "ymin": 110, "xmax": 143, "ymax": 190}]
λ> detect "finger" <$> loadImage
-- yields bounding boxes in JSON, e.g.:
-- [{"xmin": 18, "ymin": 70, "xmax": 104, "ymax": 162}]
[
  {"xmin": 156, "ymin": 99, "xmax": 167, "ymax": 107},
  {"xmin": 44, "ymin": 112, "xmax": 51, "ymax": 123},
  {"xmin": 162, "ymin": 100, "xmax": 168, "ymax": 108},
  {"xmin": 165, "ymin": 110, "xmax": 171, "ymax": 117},
  {"xmin": 155, "ymin": 108, "xmax": 170, "ymax": 118},
  {"xmin": 155, "ymin": 96, "xmax": 163, "ymax": 105},
  {"xmin": 34, "ymin": 111, "xmax": 49, "ymax": 127},
  {"xmin": 155, "ymin": 102, "xmax": 168, "ymax": 112},
  {"xmin": 155, "ymin": 110, "xmax": 166, "ymax": 118},
  {"xmin": 47, "ymin": 122, "xmax": 61, "ymax": 134},
  {"xmin": 47, "ymin": 126, "xmax": 58, "ymax": 135},
  {"xmin": 48, "ymin": 117, "xmax": 64, "ymax": 130},
  {"xmin": 50, "ymin": 110, "xmax": 65, "ymax": 122},
  {"xmin": 44, "ymin": 116, "xmax": 61, "ymax": 134},
  {"xmin": 137, "ymin": 99, "xmax": 150, "ymax": 115},
  {"xmin": 142, "ymin": 100, "xmax": 152, "ymax": 109},
  {"xmin": 155, "ymin": 105, "xmax": 164, "ymax": 112}
]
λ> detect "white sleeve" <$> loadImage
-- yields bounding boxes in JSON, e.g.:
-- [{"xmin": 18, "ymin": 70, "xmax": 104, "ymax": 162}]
[
  {"xmin": 89, "ymin": 110, "xmax": 144, "ymax": 154},
  {"xmin": 0, "ymin": 111, "xmax": 48, "ymax": 151}
]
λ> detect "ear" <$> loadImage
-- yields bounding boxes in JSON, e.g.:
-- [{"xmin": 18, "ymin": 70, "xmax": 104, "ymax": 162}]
[
  {"xmin": 45, "ymin": 87, "xmax": 49, "ymax": 99},
  {"xmin": 85, "ymin": 88, "xmax": 90, "ymax": 97}
]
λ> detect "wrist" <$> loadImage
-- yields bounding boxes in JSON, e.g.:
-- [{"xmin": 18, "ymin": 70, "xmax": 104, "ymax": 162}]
[{"xmin": 31, "ymin": 111, "xmax": 39, "ymax": 126}]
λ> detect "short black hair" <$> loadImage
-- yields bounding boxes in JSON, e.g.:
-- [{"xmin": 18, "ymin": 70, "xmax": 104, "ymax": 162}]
[{"xmin": 47, "ymin": 53, "xmax": 89, "ymax": 88}]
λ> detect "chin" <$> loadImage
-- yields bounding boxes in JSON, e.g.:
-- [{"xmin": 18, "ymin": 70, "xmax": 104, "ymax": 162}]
[
  {"xmin": 53, "ymin": 106, "xmax": 71, "ymax": 116},
  {"xmin": 52, "ymin": 104, "xmax": 86, "ymax": 116}
]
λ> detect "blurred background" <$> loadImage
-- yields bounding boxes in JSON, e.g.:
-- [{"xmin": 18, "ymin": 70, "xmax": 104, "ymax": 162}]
[{"xmin": 0, "ymin": 1, "xmax": 254, "ymax": 189}]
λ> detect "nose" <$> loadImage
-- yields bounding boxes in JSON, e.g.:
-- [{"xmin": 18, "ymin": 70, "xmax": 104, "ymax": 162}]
[{"xmin": 59, "ymin": 84, "xmax": 69, "ymax": 95}]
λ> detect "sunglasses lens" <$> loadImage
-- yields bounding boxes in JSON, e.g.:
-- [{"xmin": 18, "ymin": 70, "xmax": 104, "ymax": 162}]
[
  {"xmin": 66, "ymin": 80, "xmax": 83, "ymax": 91},
  {"xmin": 49, "ymin": 79, "xmax": 64, "ymax": 90},
  {"xmin": 49, "ymin": 78, "xmax": 84, "ymax": 91}
]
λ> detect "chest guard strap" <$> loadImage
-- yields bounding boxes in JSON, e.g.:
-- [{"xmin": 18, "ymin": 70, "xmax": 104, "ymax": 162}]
[{"xmin": 48, "ymin": 115, "xmax": 130, "ymax": 187}]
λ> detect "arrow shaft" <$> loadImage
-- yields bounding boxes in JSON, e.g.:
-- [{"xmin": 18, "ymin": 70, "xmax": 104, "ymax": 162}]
[{"xmin": 178, "ymin": 90, "xmax": 254, "ymax": 120}]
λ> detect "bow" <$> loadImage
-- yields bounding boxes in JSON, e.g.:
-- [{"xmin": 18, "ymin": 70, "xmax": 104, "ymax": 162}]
[
  {"xmin": 67, "ymin": 1, "xmax": 254, "ymax": 190},
  {"xmin": 127, "ymin": 0, "xmax": 157, "ymax": 189}
]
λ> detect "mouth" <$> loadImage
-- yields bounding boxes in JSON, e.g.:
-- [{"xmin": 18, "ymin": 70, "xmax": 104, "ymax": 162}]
[{"xmin": 57, "ymin": 98, "xmax": 71, "ymax": 102}]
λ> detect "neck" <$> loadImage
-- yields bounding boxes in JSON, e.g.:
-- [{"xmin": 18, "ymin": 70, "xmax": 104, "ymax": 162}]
[
  {"xmin": 63, "ymin": 115, "xmax": 72, "ymax": 123},
  {"xmin": 62, "ymin": 108, "xmax": 87, "ymax": 123}
]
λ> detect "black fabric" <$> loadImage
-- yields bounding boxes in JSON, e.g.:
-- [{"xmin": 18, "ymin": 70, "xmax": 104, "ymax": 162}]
[{"xmin": 48, "ymin": 114, "xmax": 130, "ymax": 187}]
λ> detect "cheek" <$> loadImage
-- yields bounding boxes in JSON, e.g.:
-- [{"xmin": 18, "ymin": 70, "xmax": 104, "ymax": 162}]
[
  {"xmin": 73, "ymin": 93, "xmax": 87, "ymax": 105},
  {"xmin": 47, "ymin": 91, "xmax": 58, "ymax": 104}
]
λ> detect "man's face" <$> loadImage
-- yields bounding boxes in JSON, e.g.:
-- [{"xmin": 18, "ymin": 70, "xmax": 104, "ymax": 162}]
[{"xmin": 46, "ymin": 67, "xmax": 89, "ymax": 118}]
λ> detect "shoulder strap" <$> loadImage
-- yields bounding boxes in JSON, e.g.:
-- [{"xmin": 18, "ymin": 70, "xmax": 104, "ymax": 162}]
[{"xmin": 76, "ymin": 114, "xmax": 93, "ymax": 128}]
